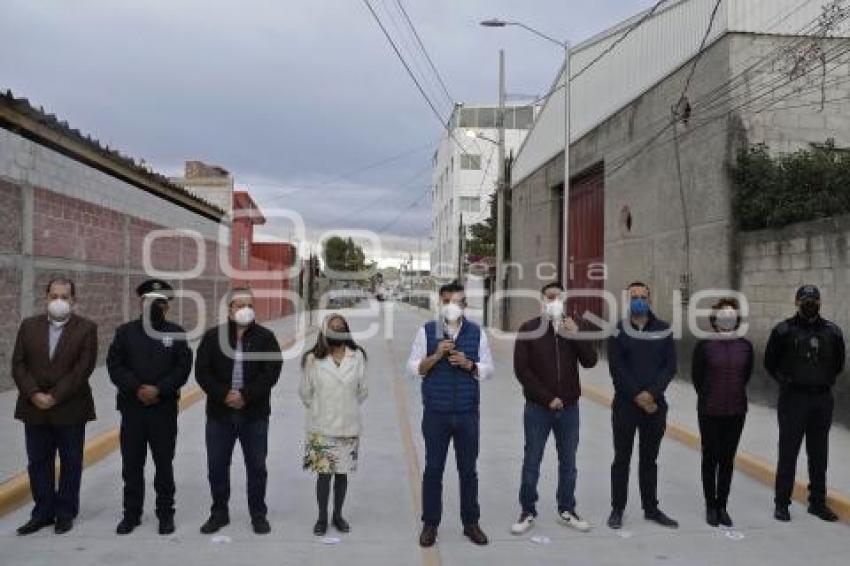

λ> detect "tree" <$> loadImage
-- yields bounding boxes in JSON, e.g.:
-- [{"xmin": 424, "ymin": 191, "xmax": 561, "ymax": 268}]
[
  {"xmin": 466, "ymin": 193, "xmax": 497, "ymax": 258},
  {"xmin": 323, "ymin": 236, "xmax": 372, "ymax": 272}
]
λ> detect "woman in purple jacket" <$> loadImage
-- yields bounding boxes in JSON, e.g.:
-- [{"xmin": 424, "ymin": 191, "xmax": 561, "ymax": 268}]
[{"xmin": 691, "ymin": 298, "xmax": 753, "ymax": 528}]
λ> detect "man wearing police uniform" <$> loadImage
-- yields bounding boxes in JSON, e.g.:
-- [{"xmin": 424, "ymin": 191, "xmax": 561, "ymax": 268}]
[
  {"xmin": 107, "ymin": 279, "xmax": 192, "ymax": 535},
  {"xmin": 765, "ymin": 285, "xmax": 845, "ymax": 523}
]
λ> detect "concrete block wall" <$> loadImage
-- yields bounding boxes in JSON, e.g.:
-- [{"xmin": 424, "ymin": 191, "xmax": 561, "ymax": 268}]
[{"xmin": 0, "ymin": 128, "xmax": 230, "ymax": 390}]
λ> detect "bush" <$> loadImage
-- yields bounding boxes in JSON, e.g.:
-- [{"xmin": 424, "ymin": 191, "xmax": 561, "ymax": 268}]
[{"xmin": 732, "ymin": 141, "xmax": 850, "ymax": 231}]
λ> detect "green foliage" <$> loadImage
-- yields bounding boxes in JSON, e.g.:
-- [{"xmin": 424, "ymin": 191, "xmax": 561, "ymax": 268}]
[
  {"xmin": 732, "ymin": 141, "xmax": 850, "ymax": 231},
  {"xmin": 323, "ymin": 236, "xmax": 370, "ymax": 272},
  {"xmin": 466, "ymin": 193, "xmax": 496, "ymax": 258}
]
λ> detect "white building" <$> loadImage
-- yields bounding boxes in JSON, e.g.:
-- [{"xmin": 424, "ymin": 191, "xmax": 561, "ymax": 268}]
[{"xmin": 430, "ymin": 101, "xmax": 535, "ymax": 279}]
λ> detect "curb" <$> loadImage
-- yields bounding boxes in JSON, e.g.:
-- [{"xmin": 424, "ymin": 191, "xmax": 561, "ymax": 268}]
[
  {"xmin": 581, "ymin": 382, "xmax": 850, "ymax": 523},
  {"xmin": 0, "ymin": 326, "xmax": 313, "ymax": 519}
]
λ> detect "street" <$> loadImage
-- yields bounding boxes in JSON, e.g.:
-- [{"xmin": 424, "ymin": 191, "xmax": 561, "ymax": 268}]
[{"xmin": 0, "ymin": 303, "xmax": 848, "ymax": 566}]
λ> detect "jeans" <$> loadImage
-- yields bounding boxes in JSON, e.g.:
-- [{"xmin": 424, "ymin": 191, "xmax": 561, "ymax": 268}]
[
  {"xmin": 519, "ymin": 401, "xmax": 580, "ymax": 516},
  {"xmin": 775, "ymin": 390, "xmax": 833, "ymax": 507},
  {"xmin": 25, "ymin": 423, "xmax": 86, "ymax": 521},
  {"xmin": 610, "ymin": 398, "xmax": 667, "ymax": 512},
  {"xmin": 205, "ymin": 414, "xmax": 269, "ymax": 519},
  {"xmin": 698, "ymin": 413, "xmax": 745, "ymax": 508},
  {"xmin": 421, "ymin": 410, "xmax": 480, "ymax": 527}
]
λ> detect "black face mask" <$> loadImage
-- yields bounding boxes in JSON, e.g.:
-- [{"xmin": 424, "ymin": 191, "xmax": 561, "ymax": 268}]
[{"xmin": 800, "ymin": 301, "xmax": 820, "ymax": 320}]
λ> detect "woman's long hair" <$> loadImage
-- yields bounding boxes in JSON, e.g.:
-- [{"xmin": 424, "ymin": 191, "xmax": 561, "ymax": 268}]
[{"xmin": 301, "ymin": 313, "xmax": 367, "ymax": 368}]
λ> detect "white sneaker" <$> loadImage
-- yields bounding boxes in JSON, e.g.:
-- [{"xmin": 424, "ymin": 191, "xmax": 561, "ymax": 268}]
[
  {"xmin": 558, "ymin": 510, "xmax": 591, "ymax": 532},
  {"xmin": 510, "ymin": 513, "xmax": 535, "ymax": 535}
]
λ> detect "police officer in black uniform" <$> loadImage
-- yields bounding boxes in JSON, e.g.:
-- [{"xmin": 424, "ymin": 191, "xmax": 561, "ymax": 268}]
[
  {"xmin": 764, "ymin": 284, "xmax": 845, "ymax": 523},
  {"xmin": 107, "ymin": 279, "xmax": 192, "ymax": 535}
]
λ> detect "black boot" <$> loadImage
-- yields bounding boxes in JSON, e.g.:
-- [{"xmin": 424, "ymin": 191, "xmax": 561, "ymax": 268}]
[
  {"xmin": 718, "ymin": 507, "xmax": 733, "ymax": 527},
  {"xmin": 116, "ymin": 516, "xmax": 141, "ymax": 535},
  {"xmin": 706, "ymin": 507, "xmax": 719, "ymax": 527},
  {"xmin": 332, "ymin": 474, "xmax": 349, "ymax": 533}
]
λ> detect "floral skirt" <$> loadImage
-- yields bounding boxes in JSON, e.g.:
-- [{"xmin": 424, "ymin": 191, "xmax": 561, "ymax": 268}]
[{"xmin": 303, "ymin": 432, "xmax": 360, "ymax": 474}]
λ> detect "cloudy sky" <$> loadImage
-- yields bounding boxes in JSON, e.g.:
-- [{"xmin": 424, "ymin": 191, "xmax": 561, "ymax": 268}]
[{"xmin": 1, "ymin": 0, "xmax": 655, "ymax": 266}]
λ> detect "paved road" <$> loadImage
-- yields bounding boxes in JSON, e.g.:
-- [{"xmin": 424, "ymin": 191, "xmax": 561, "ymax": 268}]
[{"xmin": 1, "ymin": 304, "xmax": 848, "ymax": 566}]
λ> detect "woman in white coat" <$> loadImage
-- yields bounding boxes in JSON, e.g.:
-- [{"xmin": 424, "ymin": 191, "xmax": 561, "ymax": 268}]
[{"xmin": 299, "ymin": 314, "xmax": 368, "ymax": 536}]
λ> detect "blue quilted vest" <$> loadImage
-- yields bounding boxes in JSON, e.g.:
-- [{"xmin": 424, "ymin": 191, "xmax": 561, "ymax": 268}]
[{"xmin": 421, "ymin": 319, "xmax": 481, "ymax": 414}]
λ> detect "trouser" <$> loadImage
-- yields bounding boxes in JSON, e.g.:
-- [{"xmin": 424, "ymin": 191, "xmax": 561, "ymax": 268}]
[
  {"xmin": 698, "ymin": 413, "xmax": 745, "ymax": 508},
  {"xmin": 120, "ymin": 403, "xmax": 178, "ymax": 521},
  {"xmin": 775, "ymin": 389, "xmax": 833, "ymax": 508},
  {"xmin": 610, "ymin": 398, "xmax": 667, "ymax": 512},
  {"xmin": 518, "ymin": 401, "xmax": 580, "ymax": 516},
  {"xmin": 206, "ymin": 414, "xmax": 269, "ymax": 519},
  {"xmin": 25, "ymin": 423, "xmax": 86, "ymax": 522},
  {"xmin": 421, "ymin": 410, "xmax": 480, "ymax": 527}
]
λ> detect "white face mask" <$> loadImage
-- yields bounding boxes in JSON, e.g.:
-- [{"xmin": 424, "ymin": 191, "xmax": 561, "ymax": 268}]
[
  {"xmin": 715, "ymin": 309, "xmax": 738, "ymax": 332},
  {"xmin": 47, "ymin": 299, "xmax": 71, "ymax": 322},
  {"xmin": 441, "ymin": 303, "xmax": 463, "ymax": 323},
  {"xmin": 233, "ymin": 306, "xmax": 255, "ymax": 326},
  {"xmin": 544, "ymin": 299, "xmax": 565, "ymax": 320}
]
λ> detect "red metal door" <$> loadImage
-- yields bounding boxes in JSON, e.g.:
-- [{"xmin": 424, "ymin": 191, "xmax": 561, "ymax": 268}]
[{"xmin": 567, "ymin": 165, "xmax": 604, "ymax": 329}]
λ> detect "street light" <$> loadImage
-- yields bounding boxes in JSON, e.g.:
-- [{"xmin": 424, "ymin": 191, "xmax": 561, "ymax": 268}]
[
  {"xmin": 465, "ymin": 129, "xmax": 500, "ymax": 145},
  {"xmin": 481, "ymin": 18, "xmax": 572, "ymax": 308}
]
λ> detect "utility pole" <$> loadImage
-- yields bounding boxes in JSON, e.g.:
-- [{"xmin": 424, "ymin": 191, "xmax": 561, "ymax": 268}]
[
  {"xmin": 561, "ymin": 42, "xmax": 571, "ymax": 288},
  {"xmin": 457, "ymin": 213, "xmax": 464, "ymax": 282},
  {"xmin": 494, "ymin": 49, "xmax": 506, "ymax": 329}
]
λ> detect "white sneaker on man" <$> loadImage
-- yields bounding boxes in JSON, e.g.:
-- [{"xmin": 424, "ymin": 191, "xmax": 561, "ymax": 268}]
[
  {"xmin": 510, "ymin": 513, "xmax": 535, "ymax": 535},
  {"xmin": 557, "ymin": 510, "xmax": 591, "ymax": 532}
]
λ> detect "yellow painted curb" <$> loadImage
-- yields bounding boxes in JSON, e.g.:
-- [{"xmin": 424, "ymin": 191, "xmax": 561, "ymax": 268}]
[
  {"xmin": 581, "ymin": 382, "xmax": 850, "ymax": 523},
  {"xmin": 0, "ymin": 327, "xmax": 312, "ymax": 519}
]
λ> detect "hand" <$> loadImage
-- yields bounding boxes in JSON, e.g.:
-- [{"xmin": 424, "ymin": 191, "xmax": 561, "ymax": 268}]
[
  {"xmin": 31, "ymin": 392, "xmax": 56, "ymax": 410},
  {"xmin": 448, "ymin": 350, "xmax": 469, "ymax": 368},
  {"xmin": 225, "ymin": 389, "xmax": 245, "ymax": 410},
  {"xmin": 549, "ymin": 397, "xmax": 565, "ymax": 411},
  {"xmin": 561, "ymin": 317, "xmax": 579, "ymax": 334},
  {"xmin": 137, "ymin": 385, "xmax": 160, "ymax": 406},
  {"xmin": 435, "ymin": 340, "xmax": 455, "ymax": 358},
  {"xmin": 634, "ymin": 391, "xmax": 657, "ymax": 414}
]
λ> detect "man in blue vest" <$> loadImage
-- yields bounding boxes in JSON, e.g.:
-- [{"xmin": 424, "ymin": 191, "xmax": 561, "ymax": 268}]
[{"xmin": 407, "ymin": 281, "xmax": 493, "ymax": 547}]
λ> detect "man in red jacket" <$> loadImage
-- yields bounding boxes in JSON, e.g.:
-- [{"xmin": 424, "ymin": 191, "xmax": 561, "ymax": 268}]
[{"xmin": 511, "ymin": 282, "xmax": 598, "ymax": 535}]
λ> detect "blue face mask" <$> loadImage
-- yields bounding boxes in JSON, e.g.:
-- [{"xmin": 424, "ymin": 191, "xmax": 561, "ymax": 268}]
[{"xmin": 630, "ymin": 297, "xmax": 650, "ymax": 317}]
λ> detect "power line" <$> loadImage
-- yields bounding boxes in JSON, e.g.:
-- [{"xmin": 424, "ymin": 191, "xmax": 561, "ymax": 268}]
[
  {"xmin": 677, "ymin": 0, "xmax": 724, "ymax": 108},
  {"xmin": 394, "ymin": 0, "xmax": 454, "ymax": 107}
]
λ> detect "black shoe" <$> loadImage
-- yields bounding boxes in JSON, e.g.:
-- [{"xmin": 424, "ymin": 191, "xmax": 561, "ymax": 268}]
[
  {"xmin": 645, "ymin": 509, "xmax": 679, "ymax": 529},
  {"xmin": 116, "ymin": 517, "xmax": 140, "ymax": 535},
  {"xmin": 774, "ymin": 505, "xmax": 791, "ymax": 522},
  {"xmin": 314, "ymin": 518, "xmax": 328, "ymax": 537},
  {"xmin": 17, "ymin": 517, "xmax": 54, "ymax": 536},
  {"xmin": 158, "ymin": 517, "xmax": 175, "ymax": 535},
  {"xmin": 419, "ymin": 524, "xmax": 438, "ymax": 547},
  {"xmin": 200, "ymin": 514, "xmax": 229, "ymax": 535},
  {"xmin": 706, "ymin": 507, "xmax": 719, "ymax": 527},
  {"xmin": 54, "ymin": 518, "xmax": 73, "ymax": 535},
  {"xmin": 808, "ymin": 504, "xmax": 839, "ymax": 522},
  {"xmin": 462, "ymin": 523, "xmax": 489, "ymax": 546},
  {"xmin": 332, "ymin": 515, "xmax": 350, "ymax": 533},
  {"xmin": 252, "ymin": 516, "xmax": 271, "ymax": 535},
  {"xmin": 718, "ymin": 508, "xmax": 733, "ymax": 528},
  {"xmin": 607, "ymin": 509, "xmax": 623, "ymax": 530}
]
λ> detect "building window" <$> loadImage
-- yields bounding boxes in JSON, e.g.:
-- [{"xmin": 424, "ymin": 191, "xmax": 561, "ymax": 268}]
[
  {"xmin": 459, "ymin": 196, "xmax": 480, "ymax": 213},
  {"xmin": 460, "ymin": 108, "xmax": 476, "ymax": 128},
  {"xmin": 460, "ymin": 154, "xmax": 481, "ymax": 170},
  {"xmin": 514, "ymin": 107, "xmax": 534, "ymax": 129},
  {"xmin": 239, "ymin": 238, "xmax": 250, "ymax": 269},
  {"xmin": 477, "ymin": 108, "xmax": 497, "ymax": 128}
]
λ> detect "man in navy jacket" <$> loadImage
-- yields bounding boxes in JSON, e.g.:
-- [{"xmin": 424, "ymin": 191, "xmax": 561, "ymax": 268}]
[{"xmin": 606, "ymin": 282, "xmax": 678, "ymax": 530}]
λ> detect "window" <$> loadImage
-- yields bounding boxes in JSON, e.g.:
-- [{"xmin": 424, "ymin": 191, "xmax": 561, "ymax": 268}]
[
  {"xmin": 514, "ymin": 107, "xmax": 534, "ymax": 129},
  {"xmin": 459, "ymin": 196, "xmax": 480, "ymax": 213},
  {"xmin": 477, "ymin": 108, "xmax": 497, "ymax": 128},
  {"xmin": 459, "ymin": 108, "xmax": 476, "ymax": 128},
  {"xmin": 460, "ymin": 154, "xmax": 481, "ymax": 170},
  {"xmin": 502, "ymin": 108, "xmax": 515, "ymax": 129}
]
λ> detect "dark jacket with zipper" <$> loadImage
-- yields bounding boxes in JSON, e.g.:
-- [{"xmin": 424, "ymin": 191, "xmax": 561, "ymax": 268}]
[
  {"xmin": 691, "ymin": 337, "xmax": 753, "ymax": 416},
  {"xmin": 514, "ymin": 316, "xmax": 598, "ymax": 408},
  {"xmin": 107, "ymin": 318, "xmax": 192, "ymax": 411},
  {"xmin": 764, "ymin": 314, "xmax": 845, "ymax": 391},
  {"xmin": 607, "ymin": 312, "xmax": 677, "ymax": 405},
  {"xmin": 195, "ymin": 320, "xmax": 283, "ymax": 421}
]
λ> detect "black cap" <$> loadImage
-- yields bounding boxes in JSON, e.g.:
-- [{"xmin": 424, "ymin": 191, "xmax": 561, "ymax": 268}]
[
  {"xmin": 136, "ymin": 279, "xmax": 174, "ymax": 299},
  {"xmin": 796, "ymin": 285, "xmax": 820, "ymax": 301}
]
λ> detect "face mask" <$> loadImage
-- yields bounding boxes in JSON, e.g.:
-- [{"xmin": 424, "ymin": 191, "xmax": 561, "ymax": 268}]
[
  {"xmin": 441, "ymin": 303, "xmax": 463, "ymax": 323},
  {"xmin": 630, "ymin": 297, "xmax": 650, "ymax": 317},
  {"xmin": 715, "ymin": 311, "xmax": 738, "ymax": 332},
  {"xmin": 544, "ymin": 299, "xmax": 565, "ymax": 320},
  {"xmin": 47, "ymin": 299, "xmax": 71, "ymax": 321},
  {"xmin": 234, "ymin": 306, "xmax": 255, "ymax": 326},
  {"xmin": 800, "ymin": 301, "xmax": 820, "ymax": 320}
]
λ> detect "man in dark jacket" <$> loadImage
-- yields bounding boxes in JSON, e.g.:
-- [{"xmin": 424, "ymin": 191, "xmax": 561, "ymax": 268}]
[
  {"xmin": 607, "ymin": 282, "xmax": 678, "ymax": 530},
  {"xmin": 511, "ymin": 282, "xmax": 597, "ymax": 535},
  {"xmin": 107, "ymin": 279, "xmax": 192, "ymax": 535},
  {"xmin": 406, "ymin": 281, "xmax": 493, "ymax": 548},
  {"xmin": 195, "ymin": 288, "xmax": 283, "ymax": 535},
  {"xmin": 12, "ymin": 277, "xmax": 97, "ymax": 536},
  {"xmin": 764, "ymin": 285, "xmax": 845, "ymax": 523}
]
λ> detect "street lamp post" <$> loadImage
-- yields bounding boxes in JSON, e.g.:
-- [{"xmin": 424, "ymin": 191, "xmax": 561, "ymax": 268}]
[{"xmin": 481, "ymin": 19, "xmax": 571, "ymax": 313}]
